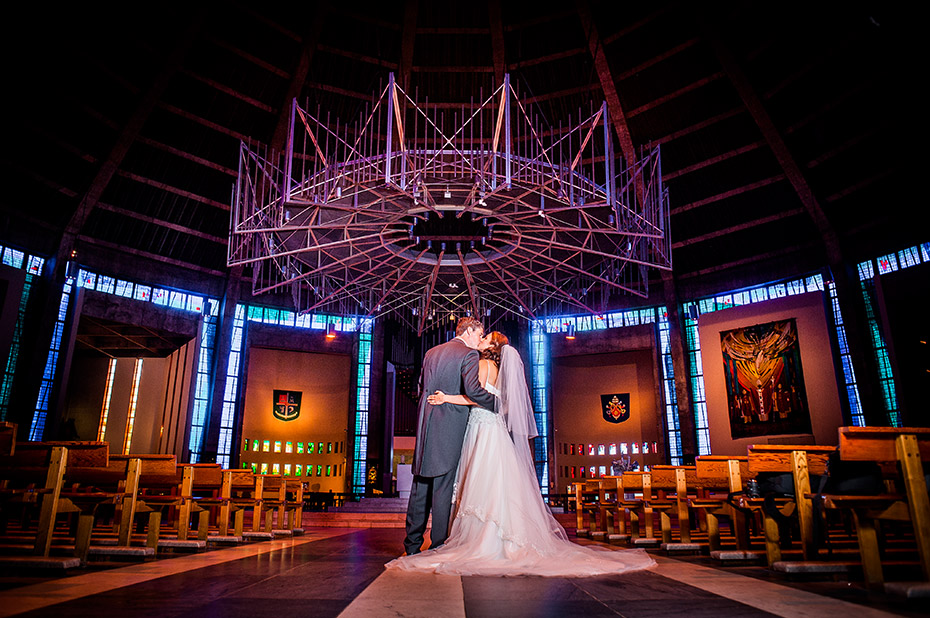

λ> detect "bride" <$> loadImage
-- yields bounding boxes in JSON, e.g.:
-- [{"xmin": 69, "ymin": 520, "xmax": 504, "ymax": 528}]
[{"xmin": 385, "ymin": 332, "xmax": 655, "ymax": 577}]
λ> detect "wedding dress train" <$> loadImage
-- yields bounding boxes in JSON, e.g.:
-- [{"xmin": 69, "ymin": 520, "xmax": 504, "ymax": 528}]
[{"xmin": 386, "ymin": 383, "xmax": 656, "ymax": 577}]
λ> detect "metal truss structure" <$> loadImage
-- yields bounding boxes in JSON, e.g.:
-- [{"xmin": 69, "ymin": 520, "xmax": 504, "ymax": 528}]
[{"xmin": 230, "ymin": 74, "xmax": 671, "ymax": 333}]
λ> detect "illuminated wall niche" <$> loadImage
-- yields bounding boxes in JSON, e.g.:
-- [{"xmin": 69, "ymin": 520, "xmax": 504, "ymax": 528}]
[{"xmin": 241, "ymin": 347, "xmax": 351, "ymax": 493}]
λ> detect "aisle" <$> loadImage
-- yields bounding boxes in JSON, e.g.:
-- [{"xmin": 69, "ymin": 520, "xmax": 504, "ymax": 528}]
[{"xmin": 0, "ymin": 528, "xmax": 918, "ymax": 618}]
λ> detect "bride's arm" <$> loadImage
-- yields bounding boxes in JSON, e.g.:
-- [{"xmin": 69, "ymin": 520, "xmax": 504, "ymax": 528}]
[
  {"xmin": 427, "ymin": 391, "xmax": 474, "ymax": 406},
  {"xmin": 427, "ymin": 359, "xmax": 492, "ymax": 406}
]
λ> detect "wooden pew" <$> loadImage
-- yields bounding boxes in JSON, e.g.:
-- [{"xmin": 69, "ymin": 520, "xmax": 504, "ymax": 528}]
[
  {"xmin": 618, "ymin": 472, "xmax": 655, "ymax": 543},
  {"xmin": 284, "ymin": 478, "xmax": 305, "ymax": 532},
  {"xmin": 690, "ymin": 455, "xmax": 753, "ymax": 553},
  {"xmin": 0, "ymin": 422, "xmax": 16, "ymax": 456},
  {"xmin": 648, "ymin": 465, "xmax": 696, "ymax": 546},
  {"xmin": 0, "ymin": 444, "xmax": 69, "ymax": 558},
  {"xmin": 257, "ymin": 474, "xmax": 288, "ymax": 533},
  {"xmin": 179, "ymin": 463, "xmax": 232, "ymax": 541},
  {"xmin": 228, "ymin": 470, "xmax": 265, "ymax": 537},
  {"xmin": 1, "ymin": 441, "xmax": 120, "ymax": 565},
  {"xmin": 110, "ymin": 454, "xmax": 186, "ymax": 548},
  {"xmin": 575, "ymin": 477, "xmax": 616, "ymax": 541},
  {"xmin": 571, "ymin": 481, "xmax": 598, "ymax": 537},
  {"xmin": 816, "ymin": 427, "xmax": 930, "ymax": 589},
  {"xmin": 745, "ymin": 444, "xmax": 836, "ymax": 566}
]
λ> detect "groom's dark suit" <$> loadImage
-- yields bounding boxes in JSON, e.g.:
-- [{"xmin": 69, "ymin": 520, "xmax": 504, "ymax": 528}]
[{"xmin": 404, "ymin": 337, "xmax": 496, "ymax": 555}]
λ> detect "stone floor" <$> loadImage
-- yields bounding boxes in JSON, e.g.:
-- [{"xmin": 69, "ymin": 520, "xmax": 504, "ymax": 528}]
[{"xmin": 0, "ymin": 527, "xmax": 927, "ymax": 618}]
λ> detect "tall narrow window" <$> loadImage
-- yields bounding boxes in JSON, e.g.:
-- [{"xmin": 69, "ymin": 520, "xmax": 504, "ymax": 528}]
[
  {"xmin": 123, "ymin": 359, "xmax": 144, "ymax": 454},
  {"xmin": 0, "ymin": 253, "xmax": 44, "ymax": 421},
  {"xmin": 826, "ymin": 280, "xmax": 865, "ymax": 426},
  {"xmin": 858, "ymin": 260, "xmax": 901, "ymax": 426},
  {"xmin": 189, "ymin": 299, "xmax": 220, "ymax": 462},
  {"xmin": 657, "ymin": 307, "xmax": 683, "ymax": 464},
  {"xmin": 217, "ymin": 303, "xmax": 246, "ymax": 468},
  {"xmin": 97, "ymin": 359, "xmax": 117, "ymax": 441},
  {"xmin": 681, "ymin": 302, "xmax": 711, "ymax": 456},
  {"xmin": 529, "ymin": 320, "xmax": 550, "ymax": 494},
  {"xmin": 30, "ymin": 275, "xmax": 74, "ymax": 440},
  {"xmin": 352, "ymin": 318, "xmax": 373, "ymax": 493}
]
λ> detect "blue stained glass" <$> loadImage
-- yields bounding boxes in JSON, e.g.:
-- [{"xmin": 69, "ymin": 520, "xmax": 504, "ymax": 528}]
[
  {"xmin": 79, "ymin": 269, "xmax": 97, "ymax": 289},
  {"xmin": 898, "ymin": 246, "xmax": 920, "ymax": 269},
  {"xmin": 97, "ymin": 276, "xmax": 115, "ymax": 294},
  {"xmin": 31, "ymin": 277, "xmax": 74, "ymax": 440},
  {"xmin": 2, "ymin": 248, "xmax": 24, "ymax": 268},
  {"xmin": 857, "ymin": 260, "xmax": 874, "ymax": 281},
  {"xmin": 877, "ymin": 253, "xmax": 898, "ymax": 275},
  {"xmin": 186, "ymin": 295, "xmax": 204, "ymax": 313},
  {"xmin": 27, "ymin": 255, "xmax": 44, "ymax": 274},
  {"xmin": 133, "ymin": 285, "xmax": 151, "ymax": 301},
  {"xmin": 115, "ymin": 280, "xmax": 133, "ymax": 297}
]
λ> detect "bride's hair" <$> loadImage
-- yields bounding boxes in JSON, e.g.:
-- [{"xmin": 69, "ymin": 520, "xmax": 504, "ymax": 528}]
[{"xmin": 480, "ymin": 331, "xmax": 509, "ymax": 366}]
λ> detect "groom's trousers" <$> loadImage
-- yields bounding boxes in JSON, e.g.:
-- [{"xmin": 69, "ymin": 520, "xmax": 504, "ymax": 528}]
[{"xmin": 404, "ymin": 470, "xmax": 456, "ymax": 555}]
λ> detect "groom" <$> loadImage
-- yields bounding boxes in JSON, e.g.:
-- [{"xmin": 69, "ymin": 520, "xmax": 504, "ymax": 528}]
[{"xmin": 403, "ymin": 316, "xmax": 497, "ymax": 555}]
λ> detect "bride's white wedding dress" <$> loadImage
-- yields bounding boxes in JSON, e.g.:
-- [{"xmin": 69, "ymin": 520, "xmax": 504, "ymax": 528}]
[{"xmin": 385, "ymin": 380, "xmax": 656, "ymax": 577}]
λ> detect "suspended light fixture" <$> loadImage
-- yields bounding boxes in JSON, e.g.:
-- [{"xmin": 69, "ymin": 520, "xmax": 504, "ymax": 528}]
[
  {"xmin": 230, "ymin": 73, "xmax": 672, "ymax": 333},
  {"xmin": 565, "ymin": 323, "xmax": 576, "ymax": 340},
  {"xmin": 326, "ymin": 323, "xmax": 336, "ymax": 339}
]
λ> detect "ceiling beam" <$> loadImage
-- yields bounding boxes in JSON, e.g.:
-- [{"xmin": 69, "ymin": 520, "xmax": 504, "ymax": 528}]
[
  {"xmin": 54, "ymin": 8, "xmax": 209, "ymax": 281},
  {"xmin": 488, "ymin": 0, "xmax": 506, "ymax": 85},
  {"xmin": 697, "ymin": 11, "xmax": 841, "ymax": 262},
  {"xmin": 399, "ymin": 0, "xmax": 418, "ymax": 91},
  {"xmin": 671, "ymin": 175, "xmax": 785, "ymax": 216},
  {"xmin": 575, "ymin": 0, "xmax": 637, "ymax": 167},
  {"xmin": 672, "ymin": 208, "xmax": 807, "ymax": 249},
  {"xmin": 272, "ymin": 5, "xmax": 327, "ymax": 152},
  {"xmin": 77, "ymin": 235, "xmax": 226, "ymax": 278}
]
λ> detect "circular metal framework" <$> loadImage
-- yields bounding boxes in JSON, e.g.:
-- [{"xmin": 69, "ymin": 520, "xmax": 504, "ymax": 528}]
[{"xmin": 230, "ymin": 74, "xmax": 671, "ymax": 333}]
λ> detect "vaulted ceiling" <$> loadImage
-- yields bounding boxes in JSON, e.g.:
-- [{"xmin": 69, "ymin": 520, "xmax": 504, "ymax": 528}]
[{"xmin": 3, "ymin": 1, "xmax": 917, "ymax": 315}]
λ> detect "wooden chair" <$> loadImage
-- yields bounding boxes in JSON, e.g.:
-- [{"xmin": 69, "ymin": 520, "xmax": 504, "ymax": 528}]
[{"xmin": 815, "ymin": 427, "xmax": 930, "ymax": 589}]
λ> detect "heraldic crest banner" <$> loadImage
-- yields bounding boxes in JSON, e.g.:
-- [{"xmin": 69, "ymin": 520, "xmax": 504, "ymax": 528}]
[
  {"xmin": 273, "ymin": 390, "xmax": 302, "ymax": 422},
  {"xmin": 600, "ymin": 393, "xmax": 630, "ymax": 424}
]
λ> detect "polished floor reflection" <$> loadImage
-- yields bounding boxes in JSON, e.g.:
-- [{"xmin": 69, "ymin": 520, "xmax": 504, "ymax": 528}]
[{"xmin": 0, "ymin": 528, "xmax": 924, "ymax": 618}]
